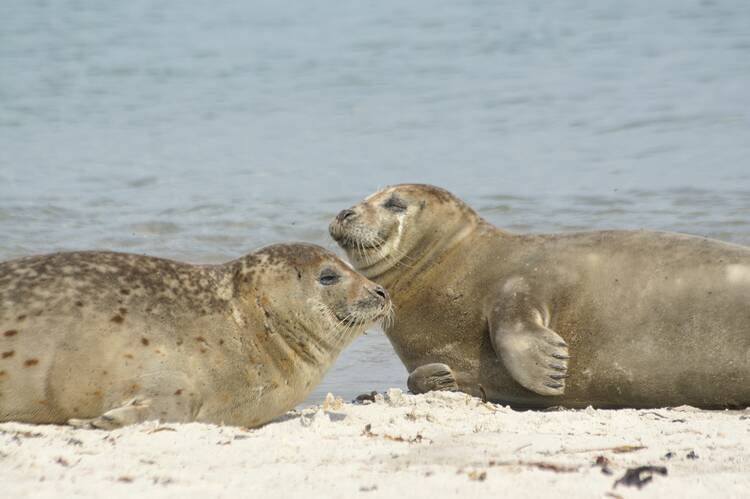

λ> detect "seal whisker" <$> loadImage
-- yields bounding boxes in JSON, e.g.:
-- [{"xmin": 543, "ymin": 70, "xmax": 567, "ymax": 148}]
[
  {"xmin": 358, "ymin": 239, "xmax": 373, "ymax": 266},
  {"xmin": 333, "ymin": 313, "xmax": 358, "ymax": 347},
  {"xmin": 318, "ymin": 302, "xmax": 350, "ymax": 343},
  {"xmin": 314, "ymin": 301, "xmax": 366, "ymax": 350},
  {"xmin": 382, "ymin": 301, "xmax": 396, "ymax": 330}
]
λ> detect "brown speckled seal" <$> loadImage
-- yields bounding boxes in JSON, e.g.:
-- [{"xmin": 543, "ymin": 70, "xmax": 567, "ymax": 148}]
[
  {"xmin": 331, "ymin": 184, "xmax": 750, "ymax": 409},
  {"xmin": 0, "ymin": 243, "xmax": 390, "ymax": 428}
]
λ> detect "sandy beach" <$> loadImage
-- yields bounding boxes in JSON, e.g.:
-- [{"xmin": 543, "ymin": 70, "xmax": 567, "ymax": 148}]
[{"xmin": 2, "ymin": 390, "xmax": 748, "ymax": 498}]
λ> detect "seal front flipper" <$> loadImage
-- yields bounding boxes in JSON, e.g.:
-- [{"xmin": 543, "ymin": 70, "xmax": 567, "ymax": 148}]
[
  {"xmin": 486, "ymin": 281, "xmax": 569, "ymax": 396},
  {"xmin": 407, "ymin": 363, "xmax": 459, "ymax": 394}
]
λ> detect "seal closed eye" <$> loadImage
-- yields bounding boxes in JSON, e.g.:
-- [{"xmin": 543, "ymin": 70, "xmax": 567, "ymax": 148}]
[
  {"xmin": 0, "ymin": 243, "xmax": 391, "ymax": 428},
  {"xmin": 319, "ymin": 268, "xmax": 341, "ymax": 285},
  {"xmin": 330, "ymin": 183, "xmax": 750, "ymax": 409},
  {"xmin": 383, "ymin": 196, "xmax": 407, "ymax": 212}
]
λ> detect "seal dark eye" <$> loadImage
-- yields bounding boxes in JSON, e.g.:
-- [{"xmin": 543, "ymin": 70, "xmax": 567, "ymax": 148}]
[
  {"xmin": 383, "ymin": 196, "xmax": 407, "ymax": 213},
  {"xmin": 319, "ymin": 269, "xmax": 341, "ymax": 286}
]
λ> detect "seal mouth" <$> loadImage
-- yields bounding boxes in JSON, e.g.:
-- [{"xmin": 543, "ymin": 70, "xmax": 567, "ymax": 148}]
[
  {"xmin": 334, "ymin": 307, "xmax": 387, "ymax": 326},
  {"xmin": 334, "ymin": 295, "xmax": 392, "ymax": 328},
  {"xmin": 329, "ymin": 219, "xmax": 388, "ymax": 254},
  {"xmin": 335, "ymin": 236, "xmax": 380, "ymax": 251}
]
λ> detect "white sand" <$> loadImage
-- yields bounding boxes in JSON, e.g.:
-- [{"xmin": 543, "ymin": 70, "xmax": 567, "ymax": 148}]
[{"xmin": 2, "ymin": 390, "xmax": 749, "ymax": 498}]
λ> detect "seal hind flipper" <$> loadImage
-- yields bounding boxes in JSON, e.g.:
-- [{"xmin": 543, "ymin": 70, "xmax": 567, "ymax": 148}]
[
  {"xmin": 68, "ymin": 398, "xmax": 158, "ymax": 429},
  {"xmin": 68, "ymin": 397, "xmax": 197, "ymax": 430},
  {"xmin": 67, "ymin": 390, "xmax": 198, "ymax": 430},
  {"xmin": 486, "ymin": 281, "xmax": 569, "ymax": 397},
  {"xmin": 407, "ymin": 363, "xmax": 459, "ymax": 394}
]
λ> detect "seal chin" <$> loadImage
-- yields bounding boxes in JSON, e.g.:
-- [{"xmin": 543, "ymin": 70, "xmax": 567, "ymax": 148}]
[
  {"xmin": 335, "ymin": 235, "xmax": 379, "ymax": 252},
  {"xmin": 334, "ymin": 309, "xmax": 383, "ymax": 327},
  {"xmin": 334, "ymin": 298, "xmax": 391, "ymax": 329},
  {"xmin": 328, "ymin": 220, "xmax": 384, "ymax": 252}
]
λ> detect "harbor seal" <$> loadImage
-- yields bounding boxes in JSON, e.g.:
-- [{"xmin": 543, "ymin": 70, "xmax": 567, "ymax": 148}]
[
  {"xmin": 330, "ymin": 184, "xmax": 750, "ymax": 408},
  {"xmin": 0, "ymin": 243, "xmax": 390, "ymax": 428}
]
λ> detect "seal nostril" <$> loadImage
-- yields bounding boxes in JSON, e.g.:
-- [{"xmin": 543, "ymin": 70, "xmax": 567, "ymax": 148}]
[
  {"xmin": 337, "ymin": 209, "xmax": 355, "ymax": 222},
  {"xmin": 374, "ymin": 286, "xmax": 388, "ymax": 300}
]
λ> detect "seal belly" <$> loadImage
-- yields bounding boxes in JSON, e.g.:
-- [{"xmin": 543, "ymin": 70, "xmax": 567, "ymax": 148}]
[
  {"xmin": 0, "ymin": 317, "xmax": 68, "ymax": 423},
  {"xmin": 549, "ymin": 242, "xmax": 750, "ymax": 408}
]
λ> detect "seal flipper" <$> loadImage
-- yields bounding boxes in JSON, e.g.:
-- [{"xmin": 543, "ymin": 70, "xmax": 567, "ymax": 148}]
[
  {"xmin": 68, "ymin": 392, "xmax": 196, "ymax": 430},
  {"xmin": 68, "ymin": 397, "xmax": 156, "ymax": 429},
  {"xmin": 486, "ymin": 282, "xmax": 569, "ymax": 396},
  {"xmin": 407, "ymin": 363, "xmax": 459, "ymax": 394}
]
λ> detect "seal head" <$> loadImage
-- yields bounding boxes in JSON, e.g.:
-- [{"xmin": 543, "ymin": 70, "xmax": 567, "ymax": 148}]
[
  {"xmin": 234, "ymin": 243, "xmax": 392, "ymax": 353},
  {"xmin": 329, "ymin": 184, "xmax": 482, "ymax": 280}
]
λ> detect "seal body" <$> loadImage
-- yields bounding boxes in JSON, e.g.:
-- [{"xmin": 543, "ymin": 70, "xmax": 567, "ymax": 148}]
[
  {"xmin": 330, "ymin": 184, "xmax": 750, "ymax": 408},
  {"xmin": 0, "ymin": 244, "xmax": 389, "ymax": 427}
]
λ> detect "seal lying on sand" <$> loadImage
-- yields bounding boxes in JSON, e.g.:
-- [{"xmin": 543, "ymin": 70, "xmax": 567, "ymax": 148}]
[
  {"xmin": 0, "ymin": 244, "xmax": 390, "ymax": 428},
  {"xmin": 330, "ymin": 184, "xmax": 750, "ymax": 408}
]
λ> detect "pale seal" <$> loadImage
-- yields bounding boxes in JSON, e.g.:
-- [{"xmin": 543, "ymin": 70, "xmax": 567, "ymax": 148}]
[
  {"xmin": 0, "ymin": 243, "xmax": 390, "ymax": 428},
  {"xmin": 330, "ymin": 184, "xmax": 750, "ymax": 408}
]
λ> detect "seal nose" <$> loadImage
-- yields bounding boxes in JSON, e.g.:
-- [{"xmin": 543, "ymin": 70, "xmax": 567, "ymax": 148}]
[
  {"xmin": 336, "ymin": 208, "xmax": 356, "ymax": 223},
  {"xmin": 372, "ymin": 285, "xmax": 389, "ymax": 301}
]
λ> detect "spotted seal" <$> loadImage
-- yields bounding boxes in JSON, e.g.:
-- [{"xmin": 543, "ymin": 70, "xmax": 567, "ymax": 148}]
[{"xmin": 0, "ymin": 243, "xmax": 390, "ymax": 428}]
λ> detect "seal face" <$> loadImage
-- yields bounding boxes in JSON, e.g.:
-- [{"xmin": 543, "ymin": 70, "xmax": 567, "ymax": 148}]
[
  {"xmin": 331, "ymin": 184, "xmax": 750, "ymax": 409},
  {"xmin": 0, "ymin": 243, "xmax": 391, "ymax": 428}
]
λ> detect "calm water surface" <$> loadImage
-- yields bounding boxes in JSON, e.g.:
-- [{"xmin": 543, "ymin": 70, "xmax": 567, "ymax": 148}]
[{"xmin": 1, "ymin": 1, "xmax": 749, "ymax": 402}]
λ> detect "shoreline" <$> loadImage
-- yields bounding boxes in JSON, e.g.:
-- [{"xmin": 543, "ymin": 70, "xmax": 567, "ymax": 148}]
[{"xmin": 2, "ymin": 390, "xmax": 749, "ymax": 498}]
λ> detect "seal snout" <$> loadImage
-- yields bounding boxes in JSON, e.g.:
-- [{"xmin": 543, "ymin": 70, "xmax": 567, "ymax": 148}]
[
  {"xmin": 357, "ymin": 283, "xmax": 390, "ymax": 311},
  {"xmin": 330, "ymin": 208, "xmax": 357, "ymax": 239},
  {"xmin": 345, "ymin": 282, "xmax": 392, "ymax": 327},
  {"xmin": 329, "ymin": 207, "xmax": 359, "ymax": 247},
  {"xmin": 369, "ymin": 284, "xmax": 392, "ymax": 325},
  {"xmin": 336, "ymin": 208, "xmax": 356, "ymax": 223},
  {"xmin": 369, "ymin": 284, "xmax": 389, "ymax": 302}
]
